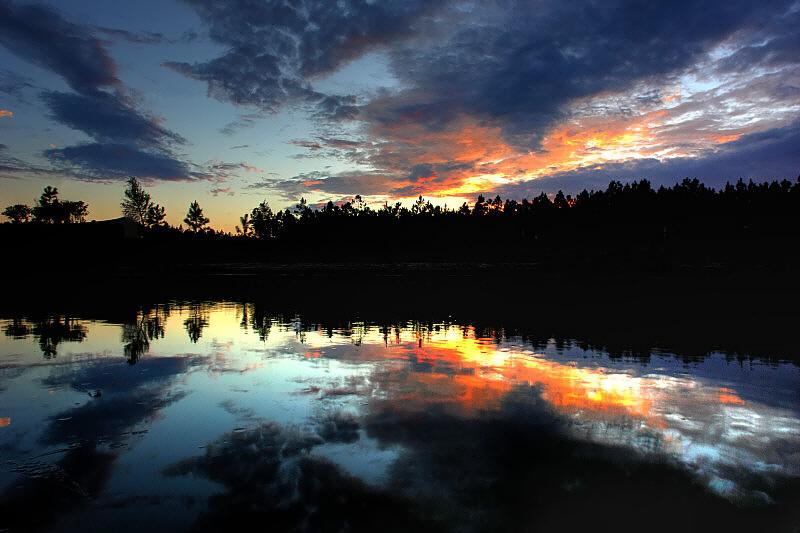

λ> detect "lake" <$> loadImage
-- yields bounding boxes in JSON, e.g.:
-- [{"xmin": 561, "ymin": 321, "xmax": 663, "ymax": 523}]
[{"xmin": 1, "ymin": 299, "xmax": 798, "ymax": 532}]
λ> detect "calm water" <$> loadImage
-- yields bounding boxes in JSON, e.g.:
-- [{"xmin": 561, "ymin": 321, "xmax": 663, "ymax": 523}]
[{"xmin": 1, "ymin": 301, "xmax": 798, "ymax": 532}]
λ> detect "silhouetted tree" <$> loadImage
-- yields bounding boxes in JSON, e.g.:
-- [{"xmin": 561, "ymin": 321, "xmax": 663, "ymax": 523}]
[
  {"xmin": 553, "ymin": 191, "xmax": 570, "ymax": 209},
  {"xmin": 145, "ymin": 203, "xmax": 167, "ymax": 227},
  {"xmin": 32, "ymin": 186, "xmax": 60, "ymax": 223},
  {"xmin": 2, "ymin": 204, "xmax": 32, "ymax": 223},
  {"xmin": 184, "ymin": 200, "xmax": 209, "ymax": 232},
  {"xmin": 237, "ymin": 213, "xmax": 252, "ymax": 236},
  {"xmin": 249, "ymin": 200, "xmax": 275, "ymax": 239},
  {"xmin": 121, "ymin": 177, "xmax": 152, "ymax": 224},
  {"xmin": 31, "ymin": 187, "xmax": 88, "ymax": 223},
  {"xmin": 60, "ymin": 200, "xmax": 88, "ymax": 223}
]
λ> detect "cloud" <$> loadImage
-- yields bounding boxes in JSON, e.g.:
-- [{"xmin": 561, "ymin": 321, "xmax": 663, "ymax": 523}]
[
  {"xmin": 372, "ymin": 0, "xmax": 798, "ymax": 147},
  {"xmin": 245, "ymin": 170, "xmax": 400, "ymax": 199},
  {"xmin": 713, "ymin": 8, "xmax": 800, "ymax": 74},
  {"xmin": 0, "ymin": 68, "xmax": 36, "ymax": 101},
  {"xmin": 44, "ymin": 143, "xmax": 195, "ymax": 181},
  {"xmin": 0, "ymin": 109, "xmax": 11, "ymax": 118},
  {"xmin": 314, "ymin": 94, "xmax": 359, "ymax": 121},
  {"xmin": 41, "ymin": 90, "xmax": 185, "ymax": 148},
  {"xmin": 165, "ymin": 0, "xmax": 447, "ymax": 114},
  {"xmin": 210, "ymin": 186, "xmax": 234, "ymax": 197},
  {"xmin": 94, "ymin": 26, "xmax": 167, "ymax": 45},
  {"xmin": 494, "ymin": 120, "xmax": 800, "ymax": 197},
  {"xmin": 93, "ymin": 26, "xmax": 199, "ymax": 46},
  {"xmin": 0, "ymin": 0, "xmax": 119, "ymax": 93},
  {"xmin": 227, "ymin": 0, "xmax": 797, "ymax": 200},
  {"xmin": 289, "ymin": 139, "xmax": 323, "ymax": 151},
  {"xmin": 1, "ymin": 148, "xmax": 84, "ymax": 180},
  {"xmin": 4, "ymin": 0, "xmax": 798, "ymax": 196},
  {"xmin": 0, "ymin": 2, "xmax": 212, "ymax": 183},
  {"xmin": 218, "ymin": 113, "xmax": 261, "ymax": 136}
]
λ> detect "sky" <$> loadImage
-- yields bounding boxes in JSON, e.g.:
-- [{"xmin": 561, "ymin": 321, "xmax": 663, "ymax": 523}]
[{"xmin": 1, "ymin": 0, "xmax": 799, "ymax": 231}]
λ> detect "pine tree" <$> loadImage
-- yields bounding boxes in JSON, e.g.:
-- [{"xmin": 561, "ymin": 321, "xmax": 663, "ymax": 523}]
[
  {"xmin": 145, "ymin": 204, "xmax": 167, "ymax": 227},
  {"xmin": 183, "ymin": 201, "xmax": 209, "ymax": 232},
  {"xmin": 121, "ymin": 177, "xmax": 152, "ymax": 225}
]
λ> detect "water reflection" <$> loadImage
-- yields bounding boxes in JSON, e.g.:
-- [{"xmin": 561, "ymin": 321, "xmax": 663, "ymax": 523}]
[
  {"xmin": 3, "ymin": 316, "xmax": 88, "ymax": 358},
  {"xmin": 0, "ymin": 303, "xmax": 798, "ymax": 531}
]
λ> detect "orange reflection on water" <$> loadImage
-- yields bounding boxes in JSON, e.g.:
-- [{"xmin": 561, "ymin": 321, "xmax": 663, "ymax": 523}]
[
  {"xmin": 379, "ymin": 328, "xmax": 744, "ymax": 427},
  {"xmin": 718, "ymin": 387, "xmax": 746, "ymax": 405}
]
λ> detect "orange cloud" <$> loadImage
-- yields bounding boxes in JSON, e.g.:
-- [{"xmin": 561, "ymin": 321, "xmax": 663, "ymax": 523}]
[
  {"xmin": 350, "ymin": 96, "xmax": 755, "ymax": 201},
  {"xmin": 301, "ymin": 85, "xmax": 764, "ymax": 205},
  {"xmin": 0, "ymin": 109, "xmax": 13, "ymax": 119}
]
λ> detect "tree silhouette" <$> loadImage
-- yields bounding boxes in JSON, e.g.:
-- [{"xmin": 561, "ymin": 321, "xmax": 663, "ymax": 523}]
[
  {"xmin": 145, "ymin": 203, "xmax": 167, "ymax": 227},
  {"xmin": 121, "ymin": 177, "xmax": 152, "ymax": 224},
  {"xmin": 61, "ymin": 201, "xmax": 88, "ymax": 223},
  {"xmin": 249, "ymin": 200, "xmax": 275, "ymax": 239},
  {"xmin": 237, "ymin": 213, "xmax": 252, "ymax": 236},
  {"xmin": 2, "ymin": 204, "xmax": 32, "ymax": 223},
  {"xmin": 30, "ymin": 187, "xmax": 88, "ymax": 223},
  {"xmin": 32, "ymin": 186, "xmax": 60, "ymax": 223},
  {"xmin": 183, "ymin": 200, "xmax": 209, "ymax": 232}
]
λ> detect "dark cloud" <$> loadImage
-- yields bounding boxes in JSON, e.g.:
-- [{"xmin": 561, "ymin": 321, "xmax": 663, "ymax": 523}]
[
  {"xmin": 374, "ymin": 0, "xmax": 797, "ymax": 147},
  {"xmin": 38, "ymin": 89, "xmax": 195, "ymax": 180},
  {"xmin": 94, "ymin": 26, "xmax": 199, "ymax": 46},
  {"xmin": 0, "ymin": 2, "xmax": 209, "ymax": 182},
  {"xmin": 180, "ymin": 0, "xmax": 797, "ymax": 199},
  {"xmin": 44, "ymin": 143, "xmax": 195, "ymax": 181},
  {"xmin": 41, "ymin": 90, "xmax": 185, "ymax": 148},
  {"xmin": 298, "ymin": 171, "xmax": 397, "ymax": 196},
  {"xmin": 218, "ymin": 113, "xmax": 261, "ymax": 136},
  {"xmin": 0, "ymin": 0, "xmax": 119, "ymax": 93},
  {"xmin": 495, "ymin": 121, "xmax": 800, "ymax": 197},
  {"xmin": 714, "ymin": 8, "xmax": 800, "ymax": 74},
  {"xmin": 314, "ymin": 94, "xmax": 359, "ymax": 121},
  {"xmin": 166, "ymin": 0, "xmax": 448, "ymax": 114},
  {"xmin": 95, "ymin": 26, "xmax": 167, "ymax": 45},
  {"xmin": 0, "ymin": 68, "xmax": 36, "ymax": 102},
  {"xmin": 210, "ymin": 186, "xmax": 234, "ymax": 197},
  {"xmin": 0, "ymin": 148, "xmax": 81, "ymax": 180},
  {"xmin": 289, "ymin": 139, "xmax": 323, "ymax": 151}
]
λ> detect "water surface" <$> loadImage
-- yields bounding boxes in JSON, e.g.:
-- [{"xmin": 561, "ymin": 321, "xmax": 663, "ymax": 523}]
[{"xmin": 1, "ymin": 302, "xmax": 798, "ymax": 531}]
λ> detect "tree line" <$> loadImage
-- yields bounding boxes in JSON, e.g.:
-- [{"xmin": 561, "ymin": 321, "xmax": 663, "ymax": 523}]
[
  {"xmin": 4, "ymin": 176, "xmax": 800, "ymax": 245},
  {"xmin": 3, "ymin": 177, "xmax": 212, "ymax": 232},
  {"xmin": 2, "ymin": 186, "xmax": 88, "ymax": 224},
  {"xmin": 232, "ymin": 177, "xmax": 800, "ymax": 240}
]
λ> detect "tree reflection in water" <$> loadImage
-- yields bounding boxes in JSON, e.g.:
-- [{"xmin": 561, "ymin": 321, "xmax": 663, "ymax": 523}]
[
  {"xmin": 1, "ymin": 303, "xmax": 799, "ymax": 532},
  {"xmin": 184, "ymin": 304, "xmax": 209, "ymax": 344},
  {"xmin": 2, "ymin": 316, "xmax": 87, "ymax": 358},
  {"xmin": 122, "ymin": 304, "xmax": 170, "ymax": 364}
]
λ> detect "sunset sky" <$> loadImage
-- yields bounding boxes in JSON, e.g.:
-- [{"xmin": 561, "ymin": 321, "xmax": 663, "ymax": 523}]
[{"xmin": 1, "ymin": 0, "xmax": 799, "ymax": 230}]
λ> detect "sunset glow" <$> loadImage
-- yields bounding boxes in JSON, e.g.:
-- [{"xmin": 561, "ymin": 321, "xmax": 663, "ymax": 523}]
[{"xmin": 1, "ymin": 1, "xmax": 797, "ymax": 230}]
